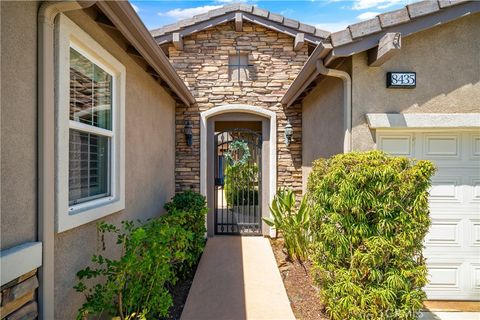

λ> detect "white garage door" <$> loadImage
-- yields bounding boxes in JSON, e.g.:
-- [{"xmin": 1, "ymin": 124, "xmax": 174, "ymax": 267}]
[{"xmin": 377, "ymin": 130, "xmax": 480, "ymax": 300}]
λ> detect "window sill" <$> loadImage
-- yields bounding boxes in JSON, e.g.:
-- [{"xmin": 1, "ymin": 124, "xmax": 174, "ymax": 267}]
[{"xmin": 57, "ymin": 196, "xmax": 125, "ymax": 233}]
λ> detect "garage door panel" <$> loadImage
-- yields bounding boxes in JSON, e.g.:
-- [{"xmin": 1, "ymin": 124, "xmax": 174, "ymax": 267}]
[
  {"xmin": 472, "ymin": 264, "xmax": 480, "ymax": 291},
  {"xmin": 472, "ymin": 220, "xmax": 480, "ymax": 247},
  {"xmin": 426, "ymin": 263, "xmax": 461, "ymax": 289},
  {"xmin": 471, "ymin": 135, "xmax": 480, "ymax": 159},
  {"xmin": 472, "ymin": 179, "xmax": 480, "ymax": 203},
  {"xmin": 424, "ymin": 134, "xmax": 461, "ymax": 159},
  {"xmin": 429, "ymin": 177, "xmax": 462, "ymax": 203},
  {"xmin": 378, "ymin": 129, "xmax": 479, "ymax": 300},
  {"xmin": 425, "ymin": 219, "xmax": 461, "ymax": 247},
  {"xmin": 378, "ymin": 134, "xmax": 413, "ymax": 156}
]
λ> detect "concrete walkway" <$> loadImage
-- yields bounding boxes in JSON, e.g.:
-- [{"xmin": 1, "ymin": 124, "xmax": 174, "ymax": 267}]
[
  {"xmin": 181, "ymin": 236, "xmax": 295, "ymax": 320},
  {"xmin": 421, "ymin": 312, "xmax": 480, "ymax": 320}
]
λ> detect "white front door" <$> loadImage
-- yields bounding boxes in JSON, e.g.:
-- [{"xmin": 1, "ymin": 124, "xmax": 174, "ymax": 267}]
[{"xmin": 377, "ymin": 130, "xmax": 480, "ymax": 300}]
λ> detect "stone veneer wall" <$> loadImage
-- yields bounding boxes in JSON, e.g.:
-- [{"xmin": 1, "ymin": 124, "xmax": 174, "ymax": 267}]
[
  {"xmin": 169, "ymin": 21, "xmax": 307, "ymax": 194},
  {"xmin": 0, "ymin": 270, "xmax": 38, "ymax": 320}
]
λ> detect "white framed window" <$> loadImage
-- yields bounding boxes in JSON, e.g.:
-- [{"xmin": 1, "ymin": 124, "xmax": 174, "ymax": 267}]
[{"xmin": 55, "ymin": 14, "xmax": 125, "ymax": 232}]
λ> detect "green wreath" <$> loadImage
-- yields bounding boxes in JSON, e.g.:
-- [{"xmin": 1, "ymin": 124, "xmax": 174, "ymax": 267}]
[{"xmin": 224, "ymin": 140, "xmax": 251, "ymax": 166}]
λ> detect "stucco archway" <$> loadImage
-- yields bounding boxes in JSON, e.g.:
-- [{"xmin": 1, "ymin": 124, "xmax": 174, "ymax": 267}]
[{"xmin": 200, "ymin": 104, "xmax": 277, "ymax": 236}]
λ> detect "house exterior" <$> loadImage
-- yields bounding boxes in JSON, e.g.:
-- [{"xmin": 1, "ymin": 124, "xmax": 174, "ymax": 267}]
[
  {"xmin": 0, "ymin": 0, "xmax": 479, "ymax": 319},
  {"xmin": 1, "ymin": 1, "xmax": 194, "ymax": 319}
]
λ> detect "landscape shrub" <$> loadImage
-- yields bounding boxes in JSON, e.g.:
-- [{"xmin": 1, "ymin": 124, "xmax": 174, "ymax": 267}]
[
  {"xmin": 224, "ymin": 162, "xmax": 259, "ymax": 206},
  {"xmin": 307, "ymin": 151, "xmax": 435, "ymax": 320},
  {"xmin": 164, "ymin": 191, "xmax": 208, "ymax": 275},
  {"xmin": 223, "ymin": 139, "xmax": 259, "ymax": 207},
  {"xmin": 263, "ymin": 189, "xmax": 311, "ymax": 262},
  {"xmin": 75, "ymin": 191, "xmax": 207, "ymax": 320},
  {"xmin": 164, "ymin": 190, "xmax": 207, "ymax": 214}
]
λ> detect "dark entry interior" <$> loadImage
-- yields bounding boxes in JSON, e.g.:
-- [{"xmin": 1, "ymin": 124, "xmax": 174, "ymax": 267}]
[{"xmin": 214, "ymin": 121, "xmax": 262, "ymax": 235}]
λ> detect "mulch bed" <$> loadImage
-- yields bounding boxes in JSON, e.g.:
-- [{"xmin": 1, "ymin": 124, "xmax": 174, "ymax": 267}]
[
  {"xmin": 162, "ymin": 259, "xmax": 200, "ymax": 320},
  {"xmin": 270, "ymin": 238, "xmax": 328, "ymax": 320}
]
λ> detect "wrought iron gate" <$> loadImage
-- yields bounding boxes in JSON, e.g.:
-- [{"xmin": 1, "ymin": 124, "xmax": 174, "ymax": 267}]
[{"xmin": 214, "ymin": 128, "xmax": 262, "ymax": 235}]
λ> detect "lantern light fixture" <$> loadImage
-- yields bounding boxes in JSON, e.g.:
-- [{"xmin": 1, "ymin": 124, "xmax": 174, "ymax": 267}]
[
  {"xmin": 184, "ymin": 120, "xmax": 193, "ymax": 146},
  {"xmin": 284, "ymin": 120, "xmax": 293, "ymax": 147}
]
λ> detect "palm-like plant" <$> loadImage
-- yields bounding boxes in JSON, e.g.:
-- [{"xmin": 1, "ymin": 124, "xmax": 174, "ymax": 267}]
[{"xmin": 263, "ymin": 189, "xmax": 310, "ymax": 262}]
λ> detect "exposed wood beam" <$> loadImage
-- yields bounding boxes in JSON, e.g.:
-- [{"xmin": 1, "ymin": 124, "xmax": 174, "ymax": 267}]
[
  {"xmin": 126, "ymin": 45, "xmax": 143, "ymax": 58},
  {"xmin": 95, "ymin": 12, "xmax": 117, "ymax": 30},
  {"xmin": 294, "ymin": 33, "xmax": 305, "ymax": 51},
  {"xmin": 146, "ymin": 66, "xmax": 159, "ymax": 78},
  {"xmin": 324, "ymin": 50, "xmax": 336, "ymax": 67},
  {"xmin": 235, "ymin": 12, "xmax": 243, "ymax": 32},
  {"xmin": 172, "ymin": 32, "xmax": 183, "ymax": 51},
  {"xmin": 368, "ymin": 32, "xmax": 401, "ymax": 67}
]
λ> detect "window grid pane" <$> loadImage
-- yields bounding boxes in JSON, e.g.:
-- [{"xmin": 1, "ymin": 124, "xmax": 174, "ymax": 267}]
[
  {"xmin": 68, "ymin": 130, "xmax": 110, "ymax": 205},
  {"xmin": 70, "ymin": 48, "xmax": 112, "ymax": 130},
  {"xmin": 228, "ymin": 54, "xmax": 250, "ymax": 82}
]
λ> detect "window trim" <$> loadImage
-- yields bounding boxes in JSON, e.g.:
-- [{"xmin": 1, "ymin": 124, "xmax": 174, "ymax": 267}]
[{"xmin": 55, "ymin": 14, "xmax": 125, "ymax": 233}]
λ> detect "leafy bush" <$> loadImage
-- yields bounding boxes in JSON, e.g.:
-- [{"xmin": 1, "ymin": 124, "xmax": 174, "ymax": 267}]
[
  {"xmin": 223, "ymin": 139, "xmax": 259, "ymax": 207},
  {"xmin": 164, "ymin": 190, "xmax": 207, "ymax": 214},
  {"xmin": 224, "ymin": 162, "xmax": 259, "ymax": 206},
  {"xmin": 263, "ymin": 189, "xmax": 310, "ymax": 262},
  {"xmin": 228, "ymin": 189, "xmax": 259, "ymax": 206},
  {"xmin": 307, "ymin": 151, "xmax": 435, "ymax": 320},
  {"xmin": 164, "ymin": 191, "xmax": 208, "ymax": 275},
  {"xmin": 75, "ymin": 191, "xmax": 207, "ymax": 320}
]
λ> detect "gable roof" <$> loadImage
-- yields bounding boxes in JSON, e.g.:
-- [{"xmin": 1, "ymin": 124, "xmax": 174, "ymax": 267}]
[
  {"xmin": 281, "ymin": 0, "xmax": 479, "ymax": 107},
  {"xmin": 151, "ymin": 3, "xmax": 330, "ymax": 45},
  {"xmin": 325, "ymin": 0, "xmax": 479, "ymax": 65}
]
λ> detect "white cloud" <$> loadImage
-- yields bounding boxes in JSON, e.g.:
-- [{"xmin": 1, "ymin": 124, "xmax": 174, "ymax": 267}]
[
  {"xmin": 131, "ymin": 4, "xmax": 139, "ymax": 13},
  {"xmin": 352, "ymin": 0, "xmax": 404, "ymax": 10},
  {"xmin": 158, "ymin": 5, "xmax": 223, "ymax": 20},
  {"xmin": 315, "ymin": 21, "xmax": 352, "ymax": 32},
  {"xmin": 357, "ymin": 11, "xmax": 380, "ymax": 20}
]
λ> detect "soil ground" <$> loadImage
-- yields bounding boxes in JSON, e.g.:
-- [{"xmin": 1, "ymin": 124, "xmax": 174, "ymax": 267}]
[
  {"xmin": 269, "ymin": 238, "xmax": 328, "ymax": 320},
  {"xmin": 163, "ymin": 261, "xmax": 199, "ymax": 320}
]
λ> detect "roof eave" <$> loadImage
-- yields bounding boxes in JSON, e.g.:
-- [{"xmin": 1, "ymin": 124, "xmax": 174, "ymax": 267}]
[
  {"xmin": 281, "ymin": 42, "xmax": 333, "ymax": 107},
  {"xmin": 152, "ymin": 9, "xmax": 329, "ymax": 45},
  {"xmin": 326, "ymin": 0, "xmax": 479, "ymax": 66},
  {"xmin": 96, "ymin": 1, "xmax": 195, "ymax": 106}
]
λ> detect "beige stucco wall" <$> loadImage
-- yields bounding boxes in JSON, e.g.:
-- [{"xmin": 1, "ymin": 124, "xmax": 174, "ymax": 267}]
[
  {"xmin": 1, "ymin": 1, "xmax": 40, "ymax": 250},
  {"xmin": 52, "ymin": 10, "xmax": 177, "ymax": 319},
  {"xmin": 302, "ymin": 76, "xmax": 344, "ymax": 190},
  {"xmin": 351, "ymin": 13, "xmax": 480, "ymax": 151}
]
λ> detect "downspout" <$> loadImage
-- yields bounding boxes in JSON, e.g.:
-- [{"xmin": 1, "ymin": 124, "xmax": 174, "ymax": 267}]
[
  {"xmin": 316, "ymin": 60, "xmax": 352, "ymax": 152},
  {"xmin": 38, "ymin": 2, "xmax": 95, "ymax": 319}
]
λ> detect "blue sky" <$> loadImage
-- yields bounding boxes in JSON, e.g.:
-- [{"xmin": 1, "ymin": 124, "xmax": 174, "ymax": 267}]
[{"xmin": 129, "ymin": 0, "xmax": 413, "ymax": 32}]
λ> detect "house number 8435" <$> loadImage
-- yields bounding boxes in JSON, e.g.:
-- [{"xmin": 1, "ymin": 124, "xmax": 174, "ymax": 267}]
[{"xmin": 386, "ymin": 72, "xmax": 416, "ymax": 88}]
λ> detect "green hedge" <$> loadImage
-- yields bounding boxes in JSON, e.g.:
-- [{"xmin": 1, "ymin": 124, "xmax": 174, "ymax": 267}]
[
  {"xmin": 75, "ymin": 191, "xmax": 207, "ymax": 320},
  {"xmin": 307, "ymin": 151, "xmax": 435, "ymax": 320}
]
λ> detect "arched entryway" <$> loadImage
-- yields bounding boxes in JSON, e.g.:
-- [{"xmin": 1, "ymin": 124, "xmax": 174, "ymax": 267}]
[{"xmin": 200, "ymin": 105, "xmax": 276, "ymax": 237}]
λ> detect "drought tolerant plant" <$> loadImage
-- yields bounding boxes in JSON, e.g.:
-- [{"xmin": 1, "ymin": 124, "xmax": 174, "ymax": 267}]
[
  {"xmin": 307, "ymin": 151, "xmax": 435, "ymax": 320},
  {"xmin": 74, "ymin": 191, "xmax": 207, "ymax": 320},
  {"xmin": 263, "ymin": 189, "xmax": 311, "ymax": 262}
]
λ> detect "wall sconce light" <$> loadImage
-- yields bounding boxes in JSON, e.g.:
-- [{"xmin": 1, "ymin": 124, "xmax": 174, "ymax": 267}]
[
  {"xmin": 284, "ymin": 120, "xmax": 293, "ymax": 147},
  {"xmin": 184, "ymin": 120, "xmax": 193, "ymax": 146}
]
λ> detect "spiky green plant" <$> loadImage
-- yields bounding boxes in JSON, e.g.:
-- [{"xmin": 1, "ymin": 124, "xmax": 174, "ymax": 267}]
[
  {"xmin": 263, "ymin": 189, "xmax": 310, "ymax": 261},
  {"xmin": 307, "ymin": 151, "xmax": 435, "ymax": 320}
]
